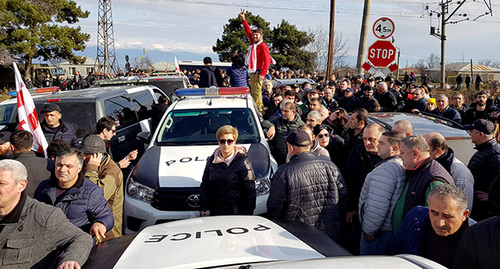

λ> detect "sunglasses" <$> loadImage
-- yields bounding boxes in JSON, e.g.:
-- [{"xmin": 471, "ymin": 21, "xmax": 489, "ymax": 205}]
[
  {"xmin": 317, "ymin": 134, "xmax": 329, "ymax": 139},
  {"xmin": 108, "ymin": 128, "xmax": 116, "ymax": 134},
  {"xmin": 218, "ymin": 139, "xmax": 235, "ymax": 145}
]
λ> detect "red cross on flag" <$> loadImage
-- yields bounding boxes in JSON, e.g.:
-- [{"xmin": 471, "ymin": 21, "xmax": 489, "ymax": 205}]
[
  {"xmin": 13, "ymin": 62, "xmax": 48, "ymax": 157},
  {"xmin": 174, "ymin": 56, "xmax": 181, "ymax": 73}
]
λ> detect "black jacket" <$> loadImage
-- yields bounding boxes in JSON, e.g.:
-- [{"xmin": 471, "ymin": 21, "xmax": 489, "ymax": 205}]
[
  {"xmin": 462, "ymin": 105, "xmax": 497, "ymax": 124},
  {"xmin": 41, "ymin": 120, "xmax": 79, "ymax": 148},
  {"xmin": 150, "ymin": 102, "xmax": 169, "ymax": 132},
  {"xmin": 342, "ymin": 144, "xmax": 381, "ymax": 211},
  {"xmin": 376, "ymin": 90, "xmax": 397, "ymax": 112},
  {"xmin": 199, "ymin": 65, "xmax": 223, "ymax": 87},
  {"xmin": 200, "ymin": 150, "xmax": 256, "ymax": 215},
  {"xmin": 467, "ymin": 139, "xmax": 500, "ymax": 221},
  {"xmin": 267, "ymin": 151, "xmax": 348, "ymax": 241},
  {"xmin": 453, "ymin": 216, "xmax": 500, "ymax": 269},
  {"xmin": 12, "ymin": 151, "xmax": 54, "ymax": 197}
]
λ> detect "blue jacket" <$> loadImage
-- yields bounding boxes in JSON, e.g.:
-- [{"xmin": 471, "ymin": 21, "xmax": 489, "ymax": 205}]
[
  {"xmin": 430, "ymin": 106, "xmax": 462, "ymax": 124},
  {"xmin": 34, "ymin": 174, "xmax": 114, "ymax": 233},
  {"xmin": 41, "ymin": 120, "xmax": 79, "ymax": 148},
  {"xmin": 226, "ymin": 64, "xmax": 249, "ymax": 87}
]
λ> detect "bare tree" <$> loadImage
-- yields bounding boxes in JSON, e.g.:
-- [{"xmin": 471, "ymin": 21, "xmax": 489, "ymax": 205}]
[
  {"xmin": 478, "ymin": 59, "xmax": 500, "ymax": 68},
  {"xmin": 307, "ymin": 26, "xmax": 350, "ymax": 72},
  {"xmin": 413, "ymin": 53, "xmax": 440, "ymax": 70},
  {"xmin": 133, "ymin": 56, "xmax": 153, "ymax": 70}
]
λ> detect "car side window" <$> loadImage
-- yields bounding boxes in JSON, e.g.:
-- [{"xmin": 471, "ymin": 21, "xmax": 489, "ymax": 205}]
[
  {"xmin": 129, "ymin": 90, "xmax": 154, "ymax": 121},
  {"xmin": 104, "ymin": 95, "xmax": 138, "ymax": 129}
]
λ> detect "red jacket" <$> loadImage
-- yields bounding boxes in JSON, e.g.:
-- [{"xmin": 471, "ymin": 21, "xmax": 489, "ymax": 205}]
[{"xmin": 243, "ymin": 20, "xmax": 272, "ymax": 76}]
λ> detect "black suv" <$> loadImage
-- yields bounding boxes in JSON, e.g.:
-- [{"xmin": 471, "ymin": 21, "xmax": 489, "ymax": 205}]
[{"xmin": 0, "ymin": 85, "xmax": 166, "ymax": 160}]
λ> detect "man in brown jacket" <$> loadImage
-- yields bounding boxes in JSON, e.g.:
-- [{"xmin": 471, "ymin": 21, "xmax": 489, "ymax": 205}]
[{"xmin": 81, "ymin": 135, "xmax": 123, "ymax": 240}]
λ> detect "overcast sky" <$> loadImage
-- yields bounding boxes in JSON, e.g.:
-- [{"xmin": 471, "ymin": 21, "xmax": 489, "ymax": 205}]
[{"xmin": 74, "ymin": 0, "xmax": 499, "ymax": 67}]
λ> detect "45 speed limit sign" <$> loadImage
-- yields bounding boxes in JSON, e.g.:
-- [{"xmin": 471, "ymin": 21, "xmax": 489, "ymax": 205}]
[{"xmin": 373, "ymin": 17, "xmax": 395, "ymax": 39}]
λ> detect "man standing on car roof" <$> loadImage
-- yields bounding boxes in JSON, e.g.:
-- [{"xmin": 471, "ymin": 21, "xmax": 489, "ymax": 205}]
[
  {"xmin": 239, "ymin": 9, "xmax": 272, "ymax": 114},
  {"xmin": 40, "ymin": 103, "xmax": 79, "ymax": 148}
]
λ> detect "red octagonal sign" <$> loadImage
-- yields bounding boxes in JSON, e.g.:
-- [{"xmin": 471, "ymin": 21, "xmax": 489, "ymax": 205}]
[{"xmin": 368, "ymin": 40, "xmax": 397, "ymax": 68}]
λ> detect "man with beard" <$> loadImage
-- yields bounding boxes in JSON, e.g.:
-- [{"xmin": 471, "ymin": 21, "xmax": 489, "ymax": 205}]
[
  {"xmin": 463, "ymin": 91, "xmax": 497, "ymax": 124},
  {"xmin": 239, "ymin": 9, "xmax": 272, "ymax": 114},
  {"xmin": 358, "ymin": 86, "xmax": 381, "ymax": 112}
]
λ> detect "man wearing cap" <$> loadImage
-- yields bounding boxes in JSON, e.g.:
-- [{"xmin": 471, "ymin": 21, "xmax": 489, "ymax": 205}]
[
  {"xmin": 81, "ymin": 135, "xmax": 123, "ymax": 240},
  {"xmin": 339, "ymin": 86, "xmax": 360, "ymax": 113},
  {"xmin": 239, "ymin": 9, "xmax": 272, "ymax": 113},
  {"xmin": 298, "ymin": 87, "xmax": 319, "ymax": 115},
  {"xmin": 267, "ymin": 129, "xmax": 348, "ymax": 241},
  {"xmin": 387, "ymin": 77, "xmax": 405, "ymax": 111},
  {"xmin": 465, "ymin": 119, "xmax": 500, "ymax": 221},
  {"xmin": 40, "ymin": 103, "xmax": 79, "ymax": 147}
]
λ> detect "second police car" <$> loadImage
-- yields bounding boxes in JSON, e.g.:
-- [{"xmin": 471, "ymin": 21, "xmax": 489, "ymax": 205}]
[{"xmin": 123, "ymin": 87, "xmax": 278, "ymax": 233}]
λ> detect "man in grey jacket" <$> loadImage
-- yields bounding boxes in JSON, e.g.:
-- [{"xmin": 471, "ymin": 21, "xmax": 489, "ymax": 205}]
[
  {"xmin": 0, "ymin": 160, "xmax": 92, "ymax": 268},
  {"xmin": 359, "ymin": 131, "xmax": 406, "ymax": 255}
]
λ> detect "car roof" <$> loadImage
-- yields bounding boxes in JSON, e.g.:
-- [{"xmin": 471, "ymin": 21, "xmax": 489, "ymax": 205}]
[
  {"xmin": 369, "ymin": 112, "xmax": 469, "ymax": 138},
  {"xmin": 83, "ymin": 216, "xmax": 350, "ymax": 269},
  {"xmin": 170, "ymin": 95, "xmax": 252, "ymax": 110}
]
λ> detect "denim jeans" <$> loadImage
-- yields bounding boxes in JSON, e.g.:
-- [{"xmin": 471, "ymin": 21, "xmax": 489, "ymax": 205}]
[{"xmin": 360, "ymin": 231, "xmax": 394, "ymax": 255}]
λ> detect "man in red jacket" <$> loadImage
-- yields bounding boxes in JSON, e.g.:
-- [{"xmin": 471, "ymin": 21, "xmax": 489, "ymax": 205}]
[{"xmin": 239, "ymin": 9, "xmax": 272, "ymax": 114}]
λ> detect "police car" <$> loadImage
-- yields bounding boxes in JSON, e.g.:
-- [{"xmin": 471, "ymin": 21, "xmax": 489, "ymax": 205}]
[
  {"xmin": 123, "ymin": 87, "xmax": 278, "ymax": 233},
  {"xmin": 83, "ymin": 216, "xmax": 446, "ymax": 268}
]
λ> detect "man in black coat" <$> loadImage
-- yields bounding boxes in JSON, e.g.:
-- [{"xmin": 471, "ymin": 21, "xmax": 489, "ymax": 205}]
[
  {"xmin": 199, "ymin": 57, "xmax": 223, "ymax": 87},
  {"xmin": 40, "ymin": 103, "xmax": 79, "ymax": 148},
  {"xmin": 465, "ymin": 119, "xmax": 500, "ymax": 221},
  {"xmin": 375, "ymin": 82, "xmax": 397, "ymax": 112},
  {"xmin": 10, "ymin": 130, "xmax": 54, "ymax": 197},
  {"xmin": 267, "ymin": 129, "xmax": 348, "ymax": 241}
]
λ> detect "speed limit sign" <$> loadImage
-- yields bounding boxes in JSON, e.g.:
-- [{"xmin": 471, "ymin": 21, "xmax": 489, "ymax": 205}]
[{"xmin": 373, "ymin": 17, "xmax": 395, "ymax": 39}]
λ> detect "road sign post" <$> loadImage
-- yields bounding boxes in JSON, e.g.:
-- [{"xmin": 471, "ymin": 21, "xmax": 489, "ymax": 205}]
[{"xmin": 367, "ymin": 40, "xmax": 397, "ymax": 68}]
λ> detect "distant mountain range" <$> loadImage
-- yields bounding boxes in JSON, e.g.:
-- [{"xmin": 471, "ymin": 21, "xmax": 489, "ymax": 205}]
[{"xmin": 76, "ymin": 46, "xmax": 219, "ymax": 70}]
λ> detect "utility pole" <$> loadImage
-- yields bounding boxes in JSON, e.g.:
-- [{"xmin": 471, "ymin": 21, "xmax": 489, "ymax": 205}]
[
  {"xmin": 440, "ymin": 0, "xmax": 446, "ymax": 88},
  {"xmin": 356, "ymin": 0, "xmax": 371, "ymax": 75},
  {"xmin": 96, "ymin": 0, "xmax": 120, "ymax": 75},
  {"xmin": 326, "ymin": 0, "xmax": 335, "ymax": 80}
]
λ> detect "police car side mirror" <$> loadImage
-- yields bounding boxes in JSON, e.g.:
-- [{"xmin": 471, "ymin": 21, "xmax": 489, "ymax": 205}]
[{"xmin": 137, "ymin": 131, "xmax": 151, "ymax": 144}]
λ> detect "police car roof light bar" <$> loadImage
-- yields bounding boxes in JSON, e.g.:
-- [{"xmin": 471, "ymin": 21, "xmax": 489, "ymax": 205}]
[{"xmin": 175, "ymin": 87, "xmax": 249, "ymax": 96}]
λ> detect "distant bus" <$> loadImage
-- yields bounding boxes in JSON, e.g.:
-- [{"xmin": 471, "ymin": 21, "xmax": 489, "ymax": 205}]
[{"xmin": 178, "ymin": 61, "xmax": 232, "ymax": 72}]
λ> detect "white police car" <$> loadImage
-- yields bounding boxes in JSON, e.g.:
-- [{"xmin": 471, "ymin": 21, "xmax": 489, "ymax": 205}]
[
  {"xmin": 123, "ymin": 87, "xmax": 278, "ymax": 233},
  {"xmin": 83, "ymin": 216, "xmax": 445, "ymax": 268}
]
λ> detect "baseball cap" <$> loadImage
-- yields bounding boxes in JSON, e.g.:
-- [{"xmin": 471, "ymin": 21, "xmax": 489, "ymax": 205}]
[
  {"xmin": 40, "ymin": 103, "xmax": 61, "ymax": 113},
  {"xmin": 286, "ymin": 129, "xmax": 311, "ymax": 147},
  {"xmin": 385, "ymin": 76, "xmax": 395, "ymax": 82},
  {"xmin": 81, "ymin": 135, "xmax": 107, "ymax": 154},
  {"xmin": 367, "ymin": 76, "xmax": 375, "ymax": 82},
  {"xmin": 304, "ymin": 87, "xmax": 317, "ymax": 94},
  {"xmin": 0, "ymin": 131, "xmax": 12, "ymax": 144},
  {"xmin": 394, "ymin": 80, "xmax": 403, "ymax": 86},
  {"xmin": 463, "ymin": 119, "xmax": 495, "ymax": 135},
  {"xmin": 346, "ymin": 88, "xmax": 355, "ymax": 93}
]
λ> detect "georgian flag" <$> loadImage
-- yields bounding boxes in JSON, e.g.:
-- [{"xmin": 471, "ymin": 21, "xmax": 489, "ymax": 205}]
[
  {"xmin": 174, "ymin": 56, "xmax": 181, "ymax": 73},
  {"xmin": 13, "ymin": 62, "xmax": 48, "ymax": 157}
]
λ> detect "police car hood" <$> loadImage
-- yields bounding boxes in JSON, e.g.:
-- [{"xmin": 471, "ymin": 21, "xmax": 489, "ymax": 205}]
[
  {"xmin": 113, "ymin": 216, "xmax": 329, "ymax": 268},
  {"xmin": 133, "ymin": 143, "xmax": 270, "ymax": 188}
]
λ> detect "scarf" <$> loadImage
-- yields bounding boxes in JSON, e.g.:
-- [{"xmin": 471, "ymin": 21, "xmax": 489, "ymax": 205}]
[{"xmin": 245, "ymin": 40, "xmax": 262, "ymax": 74}]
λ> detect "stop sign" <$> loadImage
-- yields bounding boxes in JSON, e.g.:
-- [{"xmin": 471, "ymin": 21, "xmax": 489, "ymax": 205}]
[{"xmin": 367, "ymin": 40, "xmax": 397, "ymax": 68}]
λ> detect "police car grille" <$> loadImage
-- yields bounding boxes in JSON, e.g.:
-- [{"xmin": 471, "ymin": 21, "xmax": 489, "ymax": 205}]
[{"xmin": 151, "ymin": 187, "xmax": 200, "ymax": 211}]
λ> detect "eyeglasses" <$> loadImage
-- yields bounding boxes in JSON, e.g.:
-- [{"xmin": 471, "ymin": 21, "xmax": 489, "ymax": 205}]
[
  {"xmin": 317, "ymin": 134, "xmax": 329, "ymax": 139},
  {"xmin": 218, "ymin": 139, "xmax": 235, "ymax": 145}
]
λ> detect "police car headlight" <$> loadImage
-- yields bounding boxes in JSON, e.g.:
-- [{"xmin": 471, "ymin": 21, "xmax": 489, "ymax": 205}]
[
  {"xmin": 127, "ymin": 178, "xmax": 155, "ymax": 202},
  {"xmin": 255, "ymin": 177, "xmax": 271, "ymax": 195}
]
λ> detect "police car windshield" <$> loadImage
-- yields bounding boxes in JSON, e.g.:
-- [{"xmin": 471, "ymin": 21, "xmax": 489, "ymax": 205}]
[
  {"xmin": 0, "ymin": 103, "xmax": 16, "ymax": 126},
  {"xmin": 156, "ymin": 108, "xmax": 260, "ymax": 145}
]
